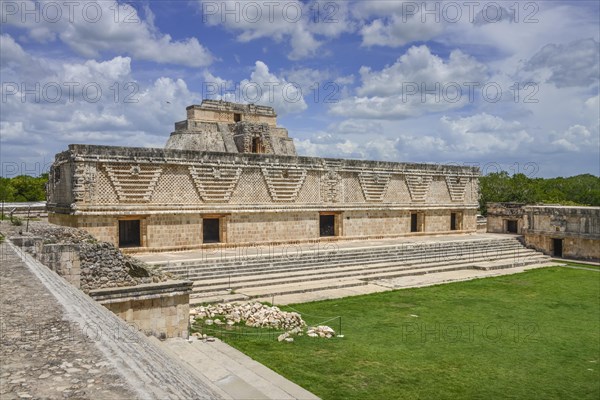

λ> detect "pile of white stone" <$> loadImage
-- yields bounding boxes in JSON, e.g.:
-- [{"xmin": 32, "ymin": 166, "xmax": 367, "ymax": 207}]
[
  {"xmin": 190, "ymin": 302, "xmax": 337, "ymax": 342},
  {"xmin": 277, "ymin": 325, "xmax": 336, "ymax": 343},
  {"xmin": 306, "ymin": 326, "xmax": 336, "ymax": 338},
  {"xmin": 190, "ymin": 302, "xmax": 305, "ymax": 330}
]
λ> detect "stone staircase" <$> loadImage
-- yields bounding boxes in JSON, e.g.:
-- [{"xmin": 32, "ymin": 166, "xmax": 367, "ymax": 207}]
[
  {"xmin": 157, "ymin": 337, "xmax": 318, "ymax": 400},
  {"xmin": 149, "ymin": 237, "xmax": 551, "ymax": 305}
]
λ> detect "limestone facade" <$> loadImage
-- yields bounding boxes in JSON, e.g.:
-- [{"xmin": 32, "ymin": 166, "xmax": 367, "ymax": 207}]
[
  {"xmin": 523, "ymin": 205, "xmax": 600, "ymax": 260},
  {"xmin": 47, "ymin": 102, "xmax": 480, "ymax": 252},
  {"xmin": 487, "ymin": 203, "xmax": 600, "ymax": 260},
  {"xmin": 90, "ymin": 282, "xmax": 193, "ymax": 339},
  {"xmin": 486, "ymin": 203, "xmax": 527, "ymax": 234},
  {"xmin": 166, "ymin": 100, "xmax": 296, "ymax": 156}
]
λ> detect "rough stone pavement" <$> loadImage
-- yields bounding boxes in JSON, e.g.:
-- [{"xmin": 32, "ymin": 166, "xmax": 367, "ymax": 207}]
[
  {"xmin": 0, "ymin": 241, "xmax": 137, "ymax": 400},
  {"xmin": 0, "ymin": 240, "xmax": 225, "ymax": 400}
]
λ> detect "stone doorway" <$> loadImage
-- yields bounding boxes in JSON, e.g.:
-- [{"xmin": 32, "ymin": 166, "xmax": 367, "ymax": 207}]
[
  {"xmin": 203, "ymin": 218, "xmax": 220, "ymax": 243},
  {"xmin": 320, "ymin": 214, "xmax": 335, "ymax": 237},
  {"xmin": 410, "ymin": 212, "xmax": 424, "ymax": 232},
  {"xmin": 251, "ymin": 136, "xmax": 265, "ymax": 153},
  {"xmin": 506, "ymin": 220, "xmax": 518, "ymax": 233},
  {"xmin": 450, "ymin": 212, "xmax": 463, "ymax": 231},
  {"xmin": 553, "ymin": 238, "xmax": 563, "ymax": 257},
  {"xmin": 119, "ymin": 220, "xmax": 141, "ymax": 247}
]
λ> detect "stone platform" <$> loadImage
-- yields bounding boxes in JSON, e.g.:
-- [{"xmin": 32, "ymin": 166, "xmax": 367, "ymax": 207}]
[
  {"xmin": 136, "ymin": 233, "xmax": 556, "ymax": 305},
  {"xmin": 1, "ymin": 238, "xmax": 323, "ymax": 399},
  {"xmin": 0, "ymin": 241, "xmax": 224, "ymax": 399}
]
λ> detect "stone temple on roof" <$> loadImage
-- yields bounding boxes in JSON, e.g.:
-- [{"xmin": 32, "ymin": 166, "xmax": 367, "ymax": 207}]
[
  {"xmin": 47, "ymin": 100, "xmax": 480, "ymax": 251},
  {"xmin": 166, "ymin": 100, "xmax": 296, "ymax": 156}
]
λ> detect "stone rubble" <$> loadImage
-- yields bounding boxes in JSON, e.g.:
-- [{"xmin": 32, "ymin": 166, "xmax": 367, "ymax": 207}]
[
  {"xmin": 191, "ymin": 302, "xmax": 305, "ymax": 330},
  {"xmin": 306, "ymin": 326, "xmax": 336, "ymax": 339},
  {"xmin": 190, "ymin": 302, "xmax": 336, "ymax": 341},
  {"xmin": 3, "ymin": 221, "xmax": 173, "ymax": 293}
]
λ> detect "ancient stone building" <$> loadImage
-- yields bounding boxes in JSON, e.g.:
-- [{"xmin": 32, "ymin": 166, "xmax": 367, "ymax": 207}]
[
  {"xmin": 487, "ymin": 203, "xmax": 600, "ymax": 260},
  {"xmin": 47, "ymin": 100, "xmax": 480, "ymax": 252},
  {"xmin": 486, "ymin": 203, "xmax": 527, "ymax": 234},
  {"xmin": 165, "ymin": 100, "xmax": 296, "ymax": 156}
]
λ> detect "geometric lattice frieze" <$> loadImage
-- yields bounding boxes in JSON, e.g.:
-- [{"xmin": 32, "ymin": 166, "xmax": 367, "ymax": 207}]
[
  {"xmin": 188, "ymin": 165, "xmax": 242, "ymax": 202},
  {"xmin": 358, "ymin": 172, "xmax": 391, "ymax": 202},
  {"xmin": 445, "ymin": 175, "xmax": 469, "ymax": 202},
  {"xmin": 404, "ymin": 174, "xmax": 433, "ymax": 202},
  {"xmin": 261, "ymin": 167, "xmax": 307, "ymax": 201},
  {"xmin": 103, "ymin": 163, "xmax": 163, "ymax": 203}
]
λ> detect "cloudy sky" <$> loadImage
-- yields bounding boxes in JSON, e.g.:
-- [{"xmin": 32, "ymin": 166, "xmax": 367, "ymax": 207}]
[{"xmin": 1, "ymin": 0, "xmax": 598, "ymax": 178}]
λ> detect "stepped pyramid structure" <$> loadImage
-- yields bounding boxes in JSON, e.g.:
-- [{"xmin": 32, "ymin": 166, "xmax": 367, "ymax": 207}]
[{"xmin": 47, "ymin": 100, "xmax": 480, "ymax": 252}]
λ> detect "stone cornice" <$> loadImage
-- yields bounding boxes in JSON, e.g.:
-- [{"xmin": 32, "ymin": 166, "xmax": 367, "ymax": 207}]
[
  {"xmin": 67, "ymin": 203, "xmax": 479, "ymax": 215},
  {"xmin": 59, "ymin": 144, "xmax": 480, "ymax": 177}
]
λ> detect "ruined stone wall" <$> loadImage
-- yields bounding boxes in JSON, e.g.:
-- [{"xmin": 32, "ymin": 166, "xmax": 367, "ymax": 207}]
[
  {"xmin": 521, "ymin": 206, "xmax": 600, "ymax": 260},
  {"xmin": 49, "ymin": 214, "xmax": 117, "ymax": 244},
  {"xmin": 91, "ymin": 285, "xmax": 192, "ymax": 339},
  {"xmin": 523, "ymin": 206, "xmax": 600, "ymax": 236},
  {"xmin": 424, "ymin": 209, "xmax": 453, "ymax": 232},
  {"xmin": 524, "ymin": 233, "xmax": 600, "ymax": 260},
  {"xmin": 462, "ymin": 209, "xmax": 478, "ymax": 231},
  {"xmin": 486, "ymin": 203, "xmax": 527, "ymax": 234},
  {"xmin": 47, "ymin": 155, "xmax": 74, "ymax": 208},
  {"xmin": 187, "ymin": 108, "xmax": 277, "ymax": 126},
  {"xmin": 36, "ymin": 243, "xmax": 81, "ymax": 288}
]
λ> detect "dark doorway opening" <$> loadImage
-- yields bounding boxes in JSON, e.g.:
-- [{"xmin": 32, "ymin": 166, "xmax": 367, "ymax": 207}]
[
  {"xmin": 119, "ymin": 220, "xmax": 140, "ymax": 247},
  {"xmin": 553, "ymin": 238, "xmax": 563, "ymax": 257},
  {"xmin": 251, "ymin": 137, "xmax": 264, "ymax": 153},
  {"xmin": 506, "ymin": 220, "xmax": 518, "ymax": 233},
  {"xmin": 234, "ymin": 113, "xmax": 241, "ymax": 122},
  {"xmin": 203, "ymin": 218, "xmax": 220, "ymax": 243},
  {"xmin": 450, "ymin": 213, "xmax": 457, "ymax": 231},
  {"xmin": 411, "ymin": 213, "xmax": 418, "ymax": 232},
  {"xmin": 320, "ymin": 215, "xmax": 335, "ymax": 237}
]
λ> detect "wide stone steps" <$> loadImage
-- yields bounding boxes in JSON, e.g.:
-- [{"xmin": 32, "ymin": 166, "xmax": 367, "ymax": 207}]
[
  {"xmin": 190, "ymin": 278, "xmax": 371, "ymax": 305},
  {"xmin": 189, "ymin": 251, "xmax": 548, "ymax": 297},
  {"xmin": 157, "ymin": 238, "xmax": 524, "ymax": 272},
  {"xmin": 188, "ymin": 249, "xmax": 545, "ymax": 292},
  {"xmin": 182, "ymin": 246, "xmax": 539, "ymax": 284},
  {"xmin": 151, "ymin": 237, "xmax": 551, "ymax": 305},
  {"xmin": 160, "ymin": 241, "xmax": 527, "ymax": 278},
  {"xmin": 189, "ymin": 254, "xmax": 551, "ymax": 305}
]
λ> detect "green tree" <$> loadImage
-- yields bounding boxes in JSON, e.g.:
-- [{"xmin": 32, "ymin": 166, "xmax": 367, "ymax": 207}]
[
  {"xmin": 8, "ymin": 175, "xmax": 47, "ymax": 201},
  {"xmin": 0, "ymin": 177, "xmax": 16, "ymax": 202},
  {"xmin": 479, "ymin": 172, "xmax": 600, "ymax": 214}
]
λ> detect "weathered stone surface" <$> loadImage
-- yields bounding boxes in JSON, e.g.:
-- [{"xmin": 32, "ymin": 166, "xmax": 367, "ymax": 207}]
[
  {"xmin": 4, "ymin": 221, "xmax": 172, "ymax": 292},
  {"xmin": 46, "ymin": 101, "xmax": 480, "ymax": 252},
  {"xmin": 487, "ymin": 203, "xmax": 600, "ymax": 260},
  {"xmin": 0, "ymin": 240, "xmax": 224, "ymax": 399},
  {"xmin": 166, "ymin": 100, "xmax": 296, "ymax": 156},
  {"xmin": 0, "ymin": 241, "xmax": 137, "ymax": 399}
]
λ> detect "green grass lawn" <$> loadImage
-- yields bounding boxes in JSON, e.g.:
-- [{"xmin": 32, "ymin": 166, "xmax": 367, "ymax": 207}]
[{"xmin": 225, "ymin": 267, "xmax": 600, "ymax": 400}]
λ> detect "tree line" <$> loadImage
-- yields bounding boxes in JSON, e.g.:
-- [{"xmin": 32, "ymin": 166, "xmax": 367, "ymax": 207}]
[
  {"xmin": 1, "ymin": 172, "xmax": 598, "ymax": 213},
  {"xmin": 479, "ymin": 172, "xmax": 600, "ymax": 215},
  {"xmin": 0, "ymin": 174, "xmax": 48, "ymax": 202}
]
